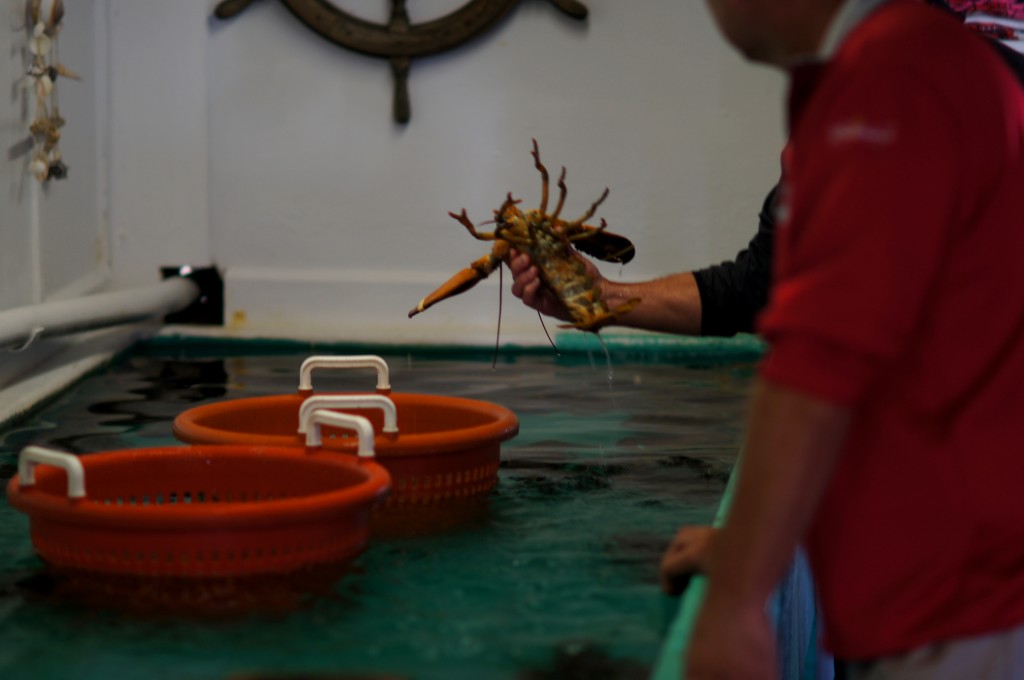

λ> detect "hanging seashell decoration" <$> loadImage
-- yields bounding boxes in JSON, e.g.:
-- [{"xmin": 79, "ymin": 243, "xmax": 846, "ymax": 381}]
[{"xmin": 26, "ymin": 0, "xmax": 81, "ymax": 183}]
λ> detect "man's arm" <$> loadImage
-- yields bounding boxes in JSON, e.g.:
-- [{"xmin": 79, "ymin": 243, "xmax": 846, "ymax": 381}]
[
  {"xmin": 507, "ymin": 249, "xmax": 706, "ymax": 334},
  {"xmin": 692, "ymin": 185, "xmax": 777, "ymax": 336},
  {"xmin": 508, "ymin": 184, "xmax": 778, "ymax": 337},
  {"xmin": 682, "ymin": 377, "xmax": 850, "ymax": 678}
]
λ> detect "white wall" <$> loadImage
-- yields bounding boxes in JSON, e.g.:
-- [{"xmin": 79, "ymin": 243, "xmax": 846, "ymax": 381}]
[{"xmin": 3, "ymin": 0, "xmax": 786, "ymax": 347}]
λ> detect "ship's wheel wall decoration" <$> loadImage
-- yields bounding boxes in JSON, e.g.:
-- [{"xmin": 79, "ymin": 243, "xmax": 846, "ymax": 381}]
[{"xmin": 213, "ymin": 0, "xmax": 589, "ymax": 123}]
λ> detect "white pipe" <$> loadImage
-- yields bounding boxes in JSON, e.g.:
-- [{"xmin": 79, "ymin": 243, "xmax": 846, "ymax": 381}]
[{"xmin": 0, "ymin": 277, "xmax": 200, "ymax": 351}]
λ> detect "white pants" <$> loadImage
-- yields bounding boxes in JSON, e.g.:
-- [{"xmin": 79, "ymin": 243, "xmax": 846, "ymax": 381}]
[{"xmin": 846, "ymin": 624, "xmax": 1024, "ymax": 680}]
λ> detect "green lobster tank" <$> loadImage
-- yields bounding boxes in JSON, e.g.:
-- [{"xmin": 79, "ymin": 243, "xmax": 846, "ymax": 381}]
[{"xmin": 0, "ymin": 334, "xmax": 763, "ymax": 679}]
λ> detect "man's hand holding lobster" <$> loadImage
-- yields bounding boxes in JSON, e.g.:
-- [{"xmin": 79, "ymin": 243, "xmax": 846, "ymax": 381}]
[{"xmin": 507, "ymin": 247, "xmax": 605, "ymax": 325}]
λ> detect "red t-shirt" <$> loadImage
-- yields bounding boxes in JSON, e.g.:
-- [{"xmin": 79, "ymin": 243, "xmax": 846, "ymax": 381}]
[{"xmin": 757, "ymin": 1, "xmax": 1024, "ymax": 658}]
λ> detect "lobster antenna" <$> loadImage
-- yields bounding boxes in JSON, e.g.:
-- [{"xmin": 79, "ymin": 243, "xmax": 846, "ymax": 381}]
[
  {"xmin": 537, "ymin": 312, "xmax": 560, "ymax": 356},
  {"xmin": 492, "ymin": 264, "xmax": 504, "ymax": 369}
]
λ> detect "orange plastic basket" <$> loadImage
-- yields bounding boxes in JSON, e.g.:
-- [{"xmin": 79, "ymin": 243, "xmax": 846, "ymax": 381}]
[
  {"xmin": 172, "ymin": 355, "xmax": 519, "ymax": 508},
  {"xmin": 7, "ymin": 435, "xmax": 390, "ymax": 578}
]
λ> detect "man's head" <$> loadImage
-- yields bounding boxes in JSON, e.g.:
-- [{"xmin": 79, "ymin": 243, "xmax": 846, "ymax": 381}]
[{"xmin": 704, "ymin": 0, "xmax": 847, "ymax": 66}]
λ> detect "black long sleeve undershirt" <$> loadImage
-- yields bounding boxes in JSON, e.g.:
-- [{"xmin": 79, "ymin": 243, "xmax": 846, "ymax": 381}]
[{"xmin": 692, "ymin": 185, "xmax": 778, "ymax": 337}]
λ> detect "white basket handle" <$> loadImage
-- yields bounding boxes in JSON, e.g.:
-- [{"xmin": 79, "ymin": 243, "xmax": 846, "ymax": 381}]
[
  {"xmin": 298, "ymin": 355, "xmax": 391, "ymax": 393},
  {"xmin": 305, "ymin": 410, "xmax": 376, "ymax": 458},
  {"xmin": 297, "ymin": 394, "xmax": 398, "ymax": 435},
  {"xmin": 18, "ymin": 446, "xmax": 86, "ymax": 499}
]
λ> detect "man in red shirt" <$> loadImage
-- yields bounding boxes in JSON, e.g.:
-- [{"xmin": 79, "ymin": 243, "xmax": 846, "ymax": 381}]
[{"xmin": 679, "ymin": 0, "xmax": 1024, "ymax": 678}]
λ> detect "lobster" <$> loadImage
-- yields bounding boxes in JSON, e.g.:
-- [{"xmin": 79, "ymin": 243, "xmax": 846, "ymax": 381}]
[{"xmin": 408, "ymin": 139, "xmax": 640, "ymax": 333}]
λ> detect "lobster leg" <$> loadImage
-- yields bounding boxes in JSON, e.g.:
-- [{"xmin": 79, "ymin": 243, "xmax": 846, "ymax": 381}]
[
  {"xmin": 531, "ymin": 139, "xmax": 550, "ymax": 214},
  {"xmin": 450, "ymin": 208, "xmax": 497, "ymax": 240},
  {"xmin": 551, "ymin": 167, "xmax": 568, "ymax": 222},
  {"xmin": 408, "ymin": 243, "xmax": 509, "ymax": 318},
  {"xmin": 563, "ymin": 186, "xmax": 610, "ymax": 230},
  {"xmin": 566, "ymin": 218, "xmax": 608, "ymax": 241}
]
